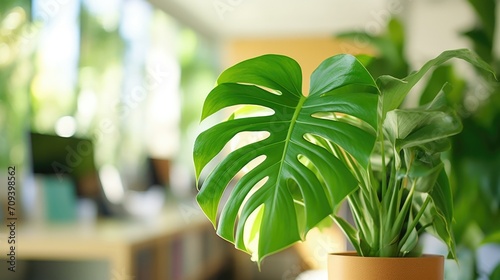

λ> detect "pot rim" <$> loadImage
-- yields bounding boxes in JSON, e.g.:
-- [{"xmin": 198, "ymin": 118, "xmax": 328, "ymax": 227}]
[{"xmin": 329, "ymin": 251, "xmax": 445, "ymax": 260}]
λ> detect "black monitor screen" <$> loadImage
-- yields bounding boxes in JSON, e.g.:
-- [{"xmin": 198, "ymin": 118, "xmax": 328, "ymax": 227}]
[{"xmin": 29, "ymin": 132, "xmax": 99, "ymax": 198}]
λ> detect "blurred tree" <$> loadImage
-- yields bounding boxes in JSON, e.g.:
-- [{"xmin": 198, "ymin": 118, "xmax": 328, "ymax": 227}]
[
  {"xmin": 336, "ymin": 18, "xmax": 409, "ymax": 79},
  {"xmin": 449, "ymin": 1, "xmax": 500, "ymax": 279},
  {"xmin": 0, "ymin": 1, "xmax": 32, "ymax": 170}
]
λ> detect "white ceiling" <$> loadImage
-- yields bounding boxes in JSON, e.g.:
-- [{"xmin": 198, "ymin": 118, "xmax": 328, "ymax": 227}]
[
  {"xmin": 149, "ymin": 0, "xmax": 393, "ymax": 39},
  {"xmin": 146, "ymin": 0, "xmax": 500, "ymax": 80}
]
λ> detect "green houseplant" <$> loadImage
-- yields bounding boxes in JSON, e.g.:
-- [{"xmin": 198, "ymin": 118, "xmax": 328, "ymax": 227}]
[
  {"xmin": 338, "ymin": 9, "xmax": 500, "ymax": 278},
  {"xmin": 193, "ymin": 49, "xmax": 495, "ymax": 277}
]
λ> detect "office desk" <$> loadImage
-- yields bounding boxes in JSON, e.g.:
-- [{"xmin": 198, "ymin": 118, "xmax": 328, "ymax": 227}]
[{"xmin": 0, "ymin": 202, "xmax": 228, "ymax": 280}]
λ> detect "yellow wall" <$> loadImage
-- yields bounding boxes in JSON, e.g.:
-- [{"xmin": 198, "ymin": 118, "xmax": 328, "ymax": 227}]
[{"xmin": 223, "ymin": 37, "xmax": 373, "ymax": 92}]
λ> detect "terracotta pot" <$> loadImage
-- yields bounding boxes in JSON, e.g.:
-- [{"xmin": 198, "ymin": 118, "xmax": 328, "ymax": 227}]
[{"xmin": 328, "ymin": 252, "xmax": 444, "ymax": 280}]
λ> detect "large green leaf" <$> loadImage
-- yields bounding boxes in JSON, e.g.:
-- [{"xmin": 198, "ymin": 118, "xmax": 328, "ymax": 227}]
[
  {"xmin": 383, "ymin": 87, "xmax": 463, "ymax": 174},
  {"xmin": 194, "ymin": 54, "xmax": 378, "ymax": 263},
  {"xmin": 431, "ymin": 169, "xmax": 456, "ymax": 259},
  {"xmin": 384, "ymin": 92, "xmax": 462, "ymax": 151},
  {"xmin": 416, "ymin": 170, "xmax": 456, "ymax": 259}
]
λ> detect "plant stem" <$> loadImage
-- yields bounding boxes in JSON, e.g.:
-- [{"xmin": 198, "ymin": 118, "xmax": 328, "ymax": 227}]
[
  {"xmin": 345, "ymin": 152, "xmax": 378, "ymax": 215},
  {"xmin": 332, "ymin": 215, "xmax": 362, "ymax": 255},
  {"xmin": 380, "ymin": 162, "xmax": 400, "ymax": 256},
  {"xmin": 377, "ymin": 99, "xmax": 387, "ymax": 200},
  {"xmin": 390, "ymin": 179, "xmax": 416, "ymax": 239},
  {"xmin": 328, "ymin": 143, "xmax": 378, "ymax": 225},
  {"xmin": 384, "ymin": 160, "xmax": 399, "ymax": 224},
  {"xmin": 417, "ymin": 222, "xmax": 432, "ymax": 235},
  {"xmin": 376, "ymin": 95, "xmax": 388, "ymax": 256},
  {"xmin": 348, "ymin": 195, "xmax": 373, "ymax": 248},
  {"xmin": 398, "ymin": 195, "xmax": 432, "ymax": 251}
]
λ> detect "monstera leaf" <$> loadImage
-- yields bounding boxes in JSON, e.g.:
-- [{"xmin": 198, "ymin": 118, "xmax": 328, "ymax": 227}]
[{"xmin": 194, "ymin": 54, "xmax": 378, "ymax": 263}]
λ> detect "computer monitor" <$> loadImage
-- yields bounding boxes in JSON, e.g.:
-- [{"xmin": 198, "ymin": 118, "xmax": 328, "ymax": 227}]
[{"xmin": 29, "ymin": 132, "xmax": 100, "ymax": 199}]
